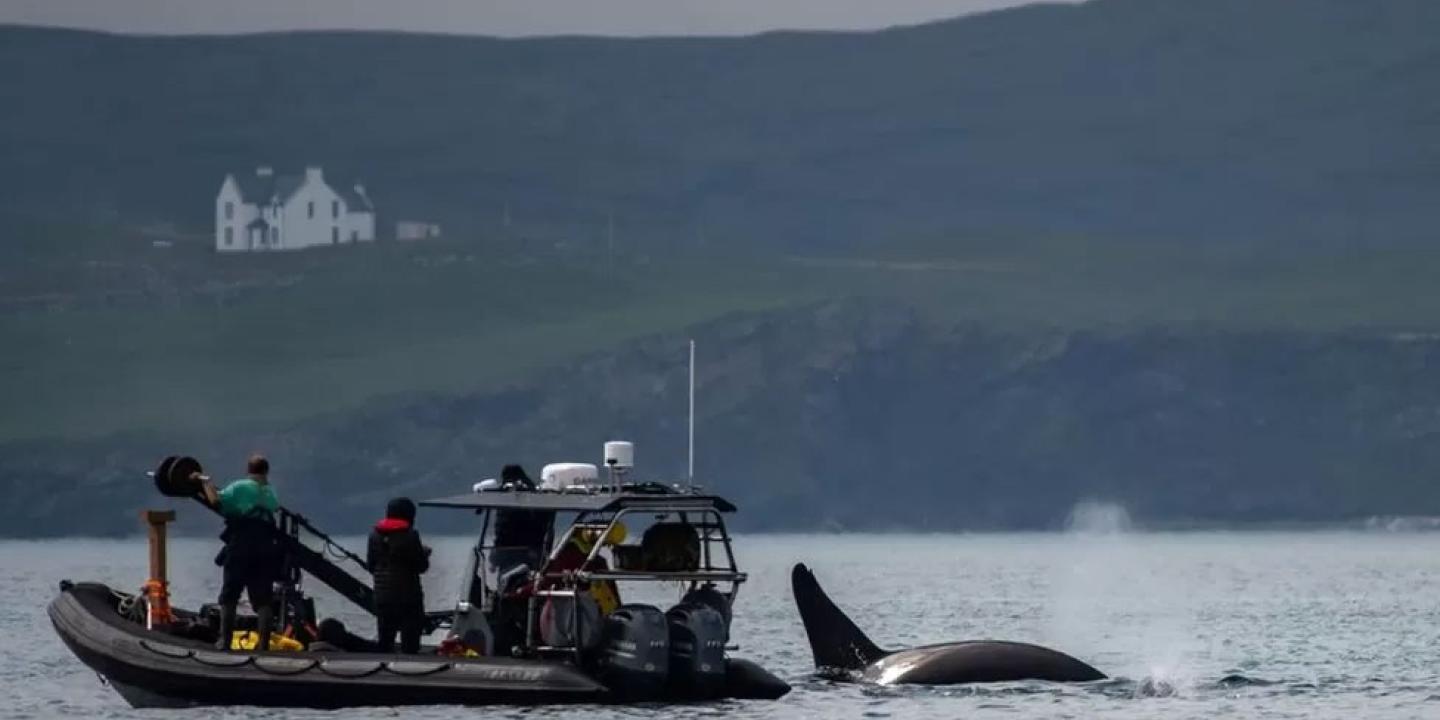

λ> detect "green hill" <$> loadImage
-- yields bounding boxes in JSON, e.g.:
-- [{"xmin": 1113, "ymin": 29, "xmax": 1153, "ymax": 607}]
[
  {"xmin": 10, "ymin": 297, "xmax": 1440, "ymax": 537},
  {"xmin": 9, "ymin": 224, "xmax": 1440, "ymax": 444},
  {"xmin": 5, "ymin": 0, "xmax": 1440, "ymax": 534},
  {"xmin": 2, "ymin": 0, "xmax": 1438, "ymax": 248}
]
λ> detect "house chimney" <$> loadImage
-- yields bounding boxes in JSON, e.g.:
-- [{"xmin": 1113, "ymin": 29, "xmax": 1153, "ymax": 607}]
[
  {"xmin": 255, "ymin": 166, "xmax": 273, "ymax": 177},
  {"xmin": 305, "ymin": 166, "xmax": 324, "ymax": 182},
  {"xmin": 353, "ymin": 183, "xmax": 366, "ymax": 196}
]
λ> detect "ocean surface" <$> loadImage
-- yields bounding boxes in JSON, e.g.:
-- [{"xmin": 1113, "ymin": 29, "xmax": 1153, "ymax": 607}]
[{"xmin": 8, "ymin": 527, "xmax": 1440, "ymax": 719}]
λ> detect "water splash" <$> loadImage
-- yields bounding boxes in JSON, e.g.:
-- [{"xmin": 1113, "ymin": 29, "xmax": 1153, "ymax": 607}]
[
  {"xmin": 1049, "ymin": 500, "xmax": 1204, "ymax": 697},
  {"xmin": 1065, "ymin": 500, "xmax": 1133, "ymax": 535},
  {"xmin": 1133, "ymin": 660, "xmax": 1199, "ymax": 699},
  {"xmin": 1133, "ymin": 674, "xmax": 1182, "ymax": 698}
]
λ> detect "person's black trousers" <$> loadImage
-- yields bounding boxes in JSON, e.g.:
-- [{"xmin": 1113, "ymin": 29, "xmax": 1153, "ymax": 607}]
[
  {"xmin": 218, "ymin": 548, "xmax": 275, "ymax": 607},
  {"xmin": 377, "ymin": 603, "xmax": 424, "ymax": 654}
]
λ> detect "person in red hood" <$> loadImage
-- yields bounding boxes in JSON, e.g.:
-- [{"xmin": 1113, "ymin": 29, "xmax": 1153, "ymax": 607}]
[{"xmin": 367, "ymin": 497, "xmax": 431, "ymax": 654}]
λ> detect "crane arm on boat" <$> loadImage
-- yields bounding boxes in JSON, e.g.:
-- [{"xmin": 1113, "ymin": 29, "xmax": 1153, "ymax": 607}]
[{"xmin": 151, "ymin": 455, "xmax": 378, "ymax": 617}]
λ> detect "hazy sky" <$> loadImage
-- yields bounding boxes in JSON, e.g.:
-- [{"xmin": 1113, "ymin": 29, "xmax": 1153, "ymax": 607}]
[{"xmin": 1, "ymin": 0, "xmax": 1069, "ymax": 37}]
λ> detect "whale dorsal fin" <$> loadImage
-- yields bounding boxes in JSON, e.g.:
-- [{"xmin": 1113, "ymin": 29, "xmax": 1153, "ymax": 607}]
[{"xmin": 791, "ymin": 563, "xmax": 887, "ymax": 670}]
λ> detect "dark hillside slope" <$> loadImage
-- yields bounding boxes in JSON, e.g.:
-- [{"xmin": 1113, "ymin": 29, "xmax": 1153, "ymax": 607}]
[
  {"xmin": 2, "ymin": 0, "xmax": 1437, "ymax": 248},
  {"xmin": 7, "ymin": 301, "xmax": 1440, "ymax": 536}
]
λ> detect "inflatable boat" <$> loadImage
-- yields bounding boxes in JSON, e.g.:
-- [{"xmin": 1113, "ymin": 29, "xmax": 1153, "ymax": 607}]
[
  {"xmin": 48, "ymin": 453, "xmax": 790, "ymax": 708},
  {"xmin": 50, "ymin": 581, "xmax": 785, "ymax": 708}
]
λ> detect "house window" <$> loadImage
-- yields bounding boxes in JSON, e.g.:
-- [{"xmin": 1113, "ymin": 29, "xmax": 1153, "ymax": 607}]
[
  {"xmin": 308, "ymin": 201, "xmax": 315, "ymax": 219},
  {"xmin": 332, "ymin": 201, "xmax": 340, "ymax": 219},
  {"xmin": 224, "ymin": 227, "xmax": 233, "ymax": 245},
  {"xmin": 224, "ymin": 202, "xmax": 234, "ymax": 220},
  {"xmin": 331, "ymin": 226, "xmax": 339, "ymax": 244}
]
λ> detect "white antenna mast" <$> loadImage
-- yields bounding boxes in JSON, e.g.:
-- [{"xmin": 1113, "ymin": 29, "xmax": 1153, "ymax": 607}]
[{"xmin": 688, "ymin": 339, "xmax": 696, "ymax": 489}]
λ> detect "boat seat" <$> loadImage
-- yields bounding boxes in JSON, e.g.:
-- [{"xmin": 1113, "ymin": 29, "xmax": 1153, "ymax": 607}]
[{"xmin": 640, "ymin": 522, "xmax": 700, "ymax": 572}]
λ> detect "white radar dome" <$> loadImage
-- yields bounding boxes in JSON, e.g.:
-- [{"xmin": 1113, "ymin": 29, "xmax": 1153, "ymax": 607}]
[
  {"xmin": 603, "ymin": 441, "xmax": 634, "ymax": 469},
  {"xmin": 541, "ymin": 463, "xmax": 599, "ymax": 491}
]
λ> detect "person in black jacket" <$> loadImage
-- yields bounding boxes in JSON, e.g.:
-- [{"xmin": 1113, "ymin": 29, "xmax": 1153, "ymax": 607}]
[
  {"xmin": 488, "ymin": 464, "xmax": 553, "ymax": 655},
  {"xmin": 367, "ymin": 497, "xmax": 431, "ymax": 654},
  {"xmin": 491, "ymin": 464, "xmax": 553, "ymax": 575}
]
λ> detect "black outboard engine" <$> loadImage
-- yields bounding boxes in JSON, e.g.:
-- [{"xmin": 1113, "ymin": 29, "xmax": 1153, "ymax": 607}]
[
  {"xmin": 666, "ymin": 602, "xmax": 728, "ymax": 699},
  {"xmin": 593, "ymin": 604, "xmax": 669, "ymax": 699},
  {"xmin": 681, "ymin": 584, "xmax": 732, "ymax": 639}
]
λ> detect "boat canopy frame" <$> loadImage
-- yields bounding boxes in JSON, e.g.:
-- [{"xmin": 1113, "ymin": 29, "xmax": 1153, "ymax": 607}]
[
  {"xmin": 419, "ymin": 491, "xmax": 737, "ymax": 514},
  {"xmin": 420, "ymin": 490, "xmax": 746, "ymax": 660}
]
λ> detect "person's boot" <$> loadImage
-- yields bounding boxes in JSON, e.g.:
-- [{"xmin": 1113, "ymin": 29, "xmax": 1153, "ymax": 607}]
[
  {"xmin": 215, "ymin": 604, "xmax": 236, "ymax": 651},
  {"xmin": 256, "ymin": 606, "xmax": 275, "ymax": 653}
]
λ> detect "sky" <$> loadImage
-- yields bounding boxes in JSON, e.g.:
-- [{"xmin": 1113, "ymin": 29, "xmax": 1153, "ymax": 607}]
[{"xmin": 0, "ymin": 0, "xmax": 1069, "ymax": 37}]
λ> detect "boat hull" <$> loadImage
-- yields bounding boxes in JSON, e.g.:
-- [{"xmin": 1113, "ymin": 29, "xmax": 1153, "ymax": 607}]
[{"xmin": 50, "ymin": 582, "xmax": 788, "ymax": 708}]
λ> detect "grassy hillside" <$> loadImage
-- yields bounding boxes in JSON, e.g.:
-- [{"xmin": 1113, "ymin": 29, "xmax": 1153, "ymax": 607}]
[
  {"xmin": 4, "ymin": 0, "xmax": 1440, "ymax": 533},
  {"xmin": 9, "ymin": 224, "xmax": 1440, "ymax": 443},
  {"xmin": 11, "ymin": 298, "xmax": 1440, "ymax": 537},
  {"xmin": 0, "ymin": 233, "xmax": 820, "ymax": 440},
  {"xmin": 2, "ymin": 0, "xmax": 1437, "ymax": 249}
]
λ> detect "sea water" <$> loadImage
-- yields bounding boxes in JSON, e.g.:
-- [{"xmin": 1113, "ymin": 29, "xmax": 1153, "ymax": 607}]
[{"xmin": 7, "ymin": 531, "xmax": 1440, "ymax": 719}]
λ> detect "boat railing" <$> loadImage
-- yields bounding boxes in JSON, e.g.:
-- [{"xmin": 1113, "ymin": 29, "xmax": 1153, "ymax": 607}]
[
  {"xmin": 522, "ymin": 503, "xmax": 745, "ymax": 659},
  {"xmin": 575, "ymin": 569, "xmax": 748, "ymax": 583}
]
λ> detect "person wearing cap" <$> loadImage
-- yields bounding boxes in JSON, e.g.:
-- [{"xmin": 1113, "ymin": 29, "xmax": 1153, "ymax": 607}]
[
  {"xmin": 200, "ymin": 454, "xmax": 281, "ymax": 651},
  {"xmin": 368, "ymin": 497, "xmax": 431, "ymax": 654},
  {"xmin": 493, "ymin": 465, "xmax": 546, "ymax": 537},
  {"xmin": 490, "ymin": 464, "xmax": 554, "ymax": 577},
  {"xmin": 484, "ymin": 464, "xmax": 554, "ymax": 654}
]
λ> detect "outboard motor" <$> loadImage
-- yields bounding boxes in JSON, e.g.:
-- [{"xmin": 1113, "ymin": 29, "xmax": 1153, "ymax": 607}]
[
  {"xmin": 593, "ymin": 604, "xmax": 669, "ymax": 698},
  {"xmin": 666, "ymin": 602, "xmax": 727, "ymax": 699},
  {"xmin": 681, "ymin": 584, "xmax": 732, "ymax": 639}
]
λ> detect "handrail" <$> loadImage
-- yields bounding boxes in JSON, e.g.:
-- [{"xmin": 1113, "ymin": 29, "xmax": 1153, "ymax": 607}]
[
  {"xmin": 577, "ymin": 570, "xmax": 748, "ymax": 583},
  {"xmin": 189, "ymin": 495, "xmax": 377, "ymax": 616}
]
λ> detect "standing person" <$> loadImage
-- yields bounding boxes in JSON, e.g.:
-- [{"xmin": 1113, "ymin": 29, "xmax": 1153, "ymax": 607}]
[
  {"xmin": 491, "ymin": 464, "xmax": 553, "ymax": 573},
  {"xmin": 368, "ymin": 497, "xmax": 431, "ymax": 654},
  {"xmin": 200, "ymin": 454, "xmax": 281, "ymax": 651},
  {"xmin": 488, "ymin": 464, "xmax": 553, "ymax": 654}
]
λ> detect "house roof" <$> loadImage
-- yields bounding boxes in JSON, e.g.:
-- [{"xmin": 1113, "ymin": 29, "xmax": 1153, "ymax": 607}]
[
  {"xmin": 274, "ymin": 175, "xmax": 304, "ymax": 203},
  {"xmin": 228, "ymin": 168, "xmax": 372, "ymax": 211},
  {"xmin": 337, "ymin": 184, "xmax": 374, "ymax": 213},
  {"xmin": 229, "ymin": 171, "xmax": 305, "ymax": 205}
]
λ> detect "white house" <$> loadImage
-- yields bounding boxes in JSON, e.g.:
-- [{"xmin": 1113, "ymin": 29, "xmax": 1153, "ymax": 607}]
[{"xmin": 215, "ymin": 166, "xmax": 375, "ymax": 252}]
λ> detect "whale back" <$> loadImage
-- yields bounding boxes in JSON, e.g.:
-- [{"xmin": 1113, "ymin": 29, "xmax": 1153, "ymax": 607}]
[
  {"xmin": 863, "ymin": 641, "xmax": 1107, "ymax": 685},
  {"xmin": 791, "ymin": 563, "xmax": 887, "ymax": 671}
]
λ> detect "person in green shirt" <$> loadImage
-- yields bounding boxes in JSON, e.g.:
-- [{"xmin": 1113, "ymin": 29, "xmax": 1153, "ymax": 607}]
[{"xmin": 200, "ymin": 454, "xmax": 281, "ymax": 651}]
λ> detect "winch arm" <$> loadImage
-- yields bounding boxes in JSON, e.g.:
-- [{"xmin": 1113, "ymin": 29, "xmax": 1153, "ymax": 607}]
[
  {"xmin": 269, "ymin": 507, "xmax": 377, "ymax": 615},
  {"xmin": 152, "ymin": 455, "xmax": 378, "ymax": 617},
  {"xmin": 195, "ymin": 499, "xmax": 378, "ymax": 616}
]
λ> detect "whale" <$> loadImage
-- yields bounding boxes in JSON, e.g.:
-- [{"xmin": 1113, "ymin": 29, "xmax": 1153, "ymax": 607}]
[{"xmin": 791, "ymin": 563, "xmax": 1106, "ymax": 685}]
